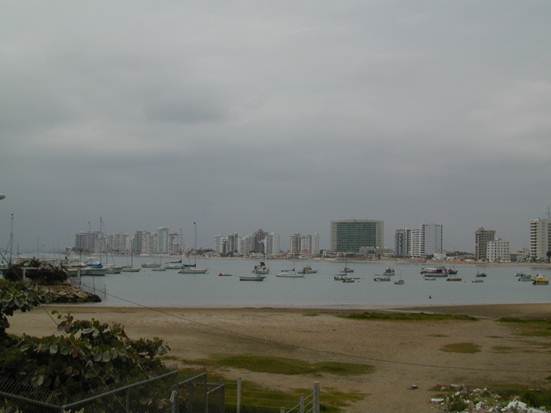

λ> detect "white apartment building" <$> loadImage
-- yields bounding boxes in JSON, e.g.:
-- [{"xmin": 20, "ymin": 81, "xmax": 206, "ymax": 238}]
[
  {"xmin": 487, "ymin": 239, "xmax": 510, "ymax": 263},
  {"xmin": 530, "ymin": 218, "xmax": 551, "ymax": 261}
]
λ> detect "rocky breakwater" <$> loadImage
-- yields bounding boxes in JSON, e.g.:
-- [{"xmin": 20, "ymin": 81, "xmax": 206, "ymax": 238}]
[{"xmin": 40, "ymin": 284, "xmax": 101, "ymax": 304}]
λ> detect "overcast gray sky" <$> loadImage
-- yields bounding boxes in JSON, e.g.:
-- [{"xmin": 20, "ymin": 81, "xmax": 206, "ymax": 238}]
[{"xmin": 1, "ymin": 0, "xmax": 551, "ymax": 252}]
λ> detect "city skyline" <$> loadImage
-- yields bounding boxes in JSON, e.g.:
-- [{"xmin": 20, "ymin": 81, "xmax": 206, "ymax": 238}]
[{"xmin": 1, "ymin": 1, "xmax": 551, "ymax": 252}]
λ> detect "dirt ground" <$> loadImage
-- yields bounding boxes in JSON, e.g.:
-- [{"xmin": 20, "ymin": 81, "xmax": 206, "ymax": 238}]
[{"xmin": 8, "ymin": 304, "xmax": 551, "ymax": 413}]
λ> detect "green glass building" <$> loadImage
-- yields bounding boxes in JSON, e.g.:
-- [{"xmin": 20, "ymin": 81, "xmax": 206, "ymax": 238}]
[{"xmin": 330, "ymin": 219, "xmax": 384, "ymax": 253}]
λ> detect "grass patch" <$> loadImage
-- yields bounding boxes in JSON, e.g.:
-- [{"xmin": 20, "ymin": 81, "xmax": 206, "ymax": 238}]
[
  {"xmin": 177, "ymin": 367, "xmax": 364, "ymax": 413},
  {"xmin": 492, "ymin": 345, "xmax": 514, "ymax": 353},
  {"xmin": 340, "ymin": 311, "xmax": 477, "ymax": 322},
  {"xmin": 498, "ymin": 318, "xmax": 551, "ymax": 337},
  {"xmin": 303, "ymin": 312, "xmax": 320, "ymax": 317},
  {"xmin": 440, "ymin": 342, "xmax": 481, "ymax": 354},
  {"xmin": 207, "ymin": 354, "xmax": 373, "ymax": 376}
]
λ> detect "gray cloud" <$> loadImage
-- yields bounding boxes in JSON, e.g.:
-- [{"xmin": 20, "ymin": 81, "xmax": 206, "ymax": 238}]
[{"xmin": 1, "ymin": 0, "xmax": 551, "ymax": 251}]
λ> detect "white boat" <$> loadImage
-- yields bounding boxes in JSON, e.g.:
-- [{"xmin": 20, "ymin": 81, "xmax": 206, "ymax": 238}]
[
  {"xmin": 151, "ymin": 267, "xmax": 167, "ymax": 272},
  {"xmin": 121, "ymin": 248, "xmax": 141, "ymax": 272},
  {"xmin": 423, "ymin": 276, "xmax": 437, "ymax": 281},
  {"xmin": 383, "ymin": 267, "xmax": 396, "ymax": 276},
  {"xmin": 334, "ymin": 273, "xmax": 359, "ymax": 281},
  {"xmin": 276, "ymin": 270, "xmax": 304, "ymax": 278},
  {"xmin": 81, "ymin": 267, "xmax": 107, "ymax": 276},
  {"xmin": 472, "ymin": 279, "xmax": 484, "ymax": 283},
  {"xmin": 239, "ymin": 274, "xmax": 266, "ymax": 281}
]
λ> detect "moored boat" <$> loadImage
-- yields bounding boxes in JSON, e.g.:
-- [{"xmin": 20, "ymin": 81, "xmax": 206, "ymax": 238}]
[
  {"xmin": 179, "ymin": 267, "xmax": 208, "ymax": 274},
  {"xmin": 420, "ymin": 266, "xmax": 448, "ymax": 277},
  {"xmin": 532, "ymin": 274, "xmax": 549, "ymax": 285},
  {"xmin": 218, "ymin": 272, "xmax": 233, "ymax": 277},
  {"xmin": 298, "ymin": 266, "xmax": 318, "ymax": 274},
  {"xmin": 239, "ymin": 274, "xmax": 266, "ymax": 281},
  {"xmin": 374, "ymin": 276, "xmax": 391, "ymax": 282},
  {"xmin": 446, "ymin": 277, "xmax": 462, "ymax": 282}
]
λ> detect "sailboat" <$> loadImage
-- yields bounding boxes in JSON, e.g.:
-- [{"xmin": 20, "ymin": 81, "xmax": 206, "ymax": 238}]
[
  {"xmin": 121, "ymin": 248, "xmax": 141, "ymax": 272},
  {"xmin": 179, "ymin": 222, "xmax": 208, "ymax": 274}
]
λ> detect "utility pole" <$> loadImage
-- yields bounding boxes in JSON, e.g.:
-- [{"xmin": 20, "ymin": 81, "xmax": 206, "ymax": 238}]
[{"xmin": 8, "ymin": 213, "xmax": 14, "ymax": 265}]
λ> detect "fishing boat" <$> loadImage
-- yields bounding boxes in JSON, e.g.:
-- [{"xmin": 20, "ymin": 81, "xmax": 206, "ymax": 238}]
[
  {"xmin": 420, "ymin": 266, "xmax": 448, "ymax": 277},
  {"xmin": 253, "ymin": 261, "xmax": 270, "ymax": 275},
  {"xmin": 239, "ymin": 274, "xmax": 266, "ymax": 281},
  {"xmin": 180, "ymin": 222, "xmax": 208, "ymax": 274},
  {"xmin": 298, "ymin": 266, "xmax": 318, "ymax": 274},
  {"xmin": 373, "ymin": 276, "xmax": 391, "ymax": 282},
  {"xmin": 532, "ymin": 274, "xmax": 549, "ymax": 285}
]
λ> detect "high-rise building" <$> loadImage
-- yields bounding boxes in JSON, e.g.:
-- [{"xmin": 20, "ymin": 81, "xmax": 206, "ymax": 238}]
[
  {"xmin": 487, "ymin": 239, "xmax": 510, "ymax": 263},
  {"xmin": 74, "ymin": 232, "xmax": 100, "ymax": 253},
  {"xmin": 214, "ymin": 235, "xmax": 228, "ymax": 255},
  {"xmin": 410, "ymin": 228, "xmax": 423, "ymax": 257},
  {"xmin": 330, "ymin": 219, "xmax": 384, "ymax": 253},
  {"xmin": 475, "ymin": 227, "xmax": 495, "ymax": 261},
  {"xmin": 227, "ymin": 233, "xmax": 239, "ymax": 255},
  {"xmin": 289, "ymin": 233, "xmax": 302, "ymax": 256},
  {"xmin": 394, "ymin": 228, "xmax": 411, "ymax": 257},
  {"xmin": 422, "ymin": 224, "xmax": 443, "ymax": 256},
  {"xmin": 157, "ymin": 227, "xmax": 169, "ymax": 254},
  {"xmin": 168, "ymin": 232, "xmax": 181, "ymax": 255},
  {"xmin": 529, "ymin": 218, "xmax": 551, "ymax": 261}
]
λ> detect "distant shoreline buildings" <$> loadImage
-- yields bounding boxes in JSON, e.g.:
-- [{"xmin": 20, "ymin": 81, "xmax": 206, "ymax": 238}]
[{"xmin": 70, "ymin": 209, "xmax": 551, "ymax": 263}]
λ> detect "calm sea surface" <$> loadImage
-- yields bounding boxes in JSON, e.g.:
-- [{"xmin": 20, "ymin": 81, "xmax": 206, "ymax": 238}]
[{"xmin": 77, "ymin": 257, "xmax": 551, "ymax": 308}]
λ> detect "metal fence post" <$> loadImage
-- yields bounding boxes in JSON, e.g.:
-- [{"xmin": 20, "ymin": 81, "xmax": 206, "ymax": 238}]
[
  {"xmin": 299, "ymin": 395, "xmax": 305, "ymax": 413},
  {"xmin": 125, "ymin": 389, "xmax": 130, "ymax": 412},
  {"xmin": 236, "ymin": 378, "xmax": 242, "ymax": 413},
  {"xmin": 170, "ymin": 389, "xmax": 179, "ymax": 413},
  {"xmin": 313, "ymin": 382, "xmax": 320, "ymax": 413}
]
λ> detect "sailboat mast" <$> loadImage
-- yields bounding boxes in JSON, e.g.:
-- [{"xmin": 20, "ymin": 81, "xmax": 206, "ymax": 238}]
[
  {"xmin": 193, "ymin": 222, "xmax": 197, "ymax": 266},
  {"xmin": 8, "ymin": 213, "xmax": 14, "ymax": 265}
]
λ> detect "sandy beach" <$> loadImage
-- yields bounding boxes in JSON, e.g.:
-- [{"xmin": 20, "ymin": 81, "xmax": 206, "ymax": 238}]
[{"xmin": 8, "ymin": 304, "xmax": 551, "ymax": 412}]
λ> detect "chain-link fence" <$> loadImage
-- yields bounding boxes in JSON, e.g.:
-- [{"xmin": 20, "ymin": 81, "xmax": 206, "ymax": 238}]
[{"xmin": 0, "ymin": 370, "xmax": 179, "ymax": 413}]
